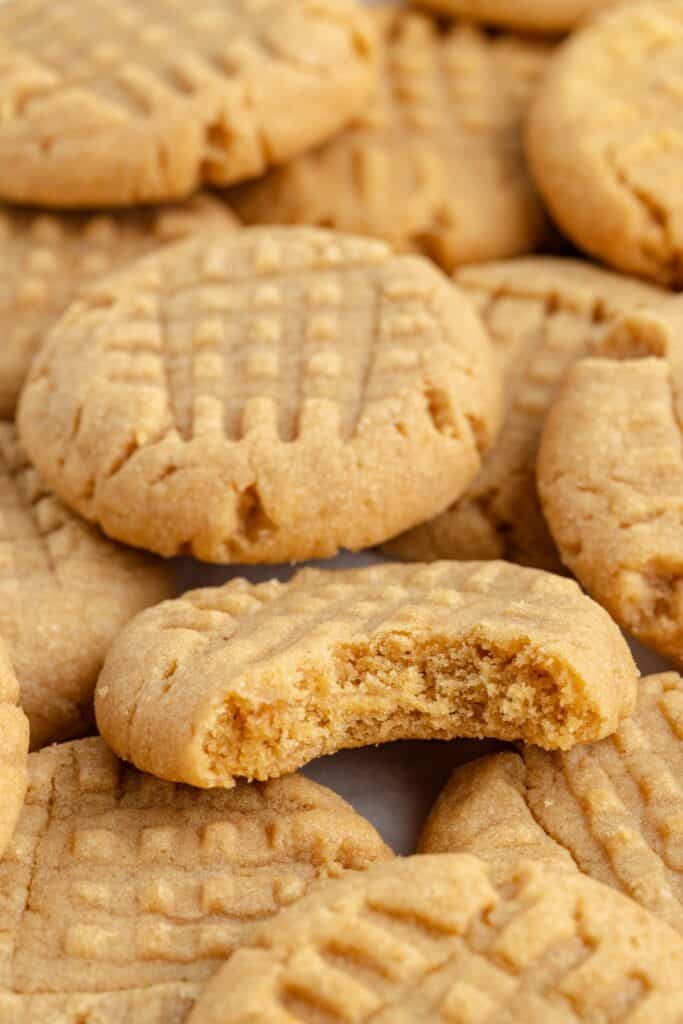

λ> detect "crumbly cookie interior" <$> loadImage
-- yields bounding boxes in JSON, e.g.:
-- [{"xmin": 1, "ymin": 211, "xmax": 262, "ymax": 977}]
[{"xmin": 204, "ymin": 633, "xmax": 598, "ymax": 784}]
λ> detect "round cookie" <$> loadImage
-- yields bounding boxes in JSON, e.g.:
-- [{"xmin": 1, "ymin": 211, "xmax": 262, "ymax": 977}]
[
  {"xmin": 17, "ymin": 227, "xmax": 502, "ymax": 564},
  {"xmin": 538, "ymin": 298, "xmax": 683, "ymax": 666},
  {"xmin": 526, "ymin": 0, "xmax": 683, "ymax": 285},
  {"xmin": 0, "ymin": 638, "xmax": 28, "ymax": 861},
  {"xmin": 231, "ymin": 10, "xmax": 549, "ymax": 271},
  {"xmin": 189, "ymin": 854, "xmax": 683, "ymax": 1023},
  {"xmin": 385, "ymin": 258, "xmax": 663, "ymax": 569},
  {"xmin": 95, "ymin": 561, "xmax": 637, "ymax": 788},
  {"xmin": 0, "ymin": 422, "xmax": 174, "ymax": 749},
  {"xmin": 419, "ymin": 672, "xmax": 683, "ymax": 935},
  {"xmin": 0, "ymin": 0, "xmax": 375, "ymax": 206},
  {"xmin": 0, "ymin": 193, "xmax": 236, "ymax": 418},
  {"xmin": 412, "ymin": 0, "xmax": 617, "ymax": 34},
  {"xmin": 0, "ymin": 737, "xmax": 390, "ymax": 1023}
]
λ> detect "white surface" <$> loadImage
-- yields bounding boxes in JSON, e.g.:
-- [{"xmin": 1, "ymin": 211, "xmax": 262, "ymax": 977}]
[{"xmin": 176, "ymin": 551, "xmax": 671, "ymax": 856}]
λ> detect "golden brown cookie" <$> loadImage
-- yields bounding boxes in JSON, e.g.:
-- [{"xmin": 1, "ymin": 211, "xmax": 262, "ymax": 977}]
[
  {"xmin": 0, "ymin": 193, "xmax": 236, "ymax": 418},
  {"xmin": 0, "ymin": 422, "xmax": 174, "ymax": 749},
  {"xmin": 0, "ymin": 0, "xmax": 375, "ymax": 206},
  {"xmin": 385, "ymin": 258, "xmax": 663, "ymax": 569},
  {"xmin": 419, "ymin": 673, "xmax": 683, "ymax": 935},
  {"xmin": 0, "ymin": 737, "xmax": 390, "ymax": 1023},
  {"xmin": 526, "ymin": 0, "xmax": 683, "ymax": 285},
  {"xmin": 538, "ymin": 299, "xmax": 683, "ymax": 665},
  {"xmin": 189, "ymin": 853, "xmax": 683, "ymax": 1024},
  {"xmin": 17, "ymin": 227, "xmax": 501, "ymax": 563},
  {"xmin": 412, "ymin": 0, "xmax": 617, "ymax": 34},
  {"xmin": 231, "ymin": 10, "xmax": 549, "ymax": 271},
  {"xmin": 95, "ymin": 561, "xmax": 637, "ymax": 788},
  {"xmin": 0, "ymin": 638, "xmax": 28, "ymax": 861}
]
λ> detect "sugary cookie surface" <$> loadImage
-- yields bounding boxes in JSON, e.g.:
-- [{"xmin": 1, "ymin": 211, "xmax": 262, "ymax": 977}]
[
  {"xmin": 0, "ymin": 0, "xmax": 376, "ymax": 205},
  {"xmin": 18, "ymin": 227, "xmax": 500, "ymax": 563},
  {"xmin": 0, "ymin": 422, "xmax": 174, "ymax": 748},
  {"xmin": 233, "ymin": 9, "xmax": 549, "ymax": 270},
  {"xmin": 0, "ymin": 638, "xmax": 28, "ymax": 863},
  {"xmin": 1, "ymin": 0, "xmax": 683, "ymax": 1017},
  {"xmin": 538, "ymin": 298, "xmax": 683, "ymax": 665},
  {"xmin": 0, "ymin": 193, "xmax": 236, "ymax": 417},
  {"xmin": 386, "ymin": 257, "xmax": 663, "ymax": 568},
  {"xmin": 527, "ymin": 0, "xmax": 683, "ymax": 284},
  {"xmin": 96, "ymin": 561, "xmax": 636, "ymax": 787},
  {"xmin": 420, "ymin": 672, "xmax": 683, "ymax": 934},
  {"xmin": 189, "ymin": 853, "xmax": 683, "ymax": 1023},
  {"xmin": 0, "ymin": 738, "xmax": 389, "ymax": 1022}
]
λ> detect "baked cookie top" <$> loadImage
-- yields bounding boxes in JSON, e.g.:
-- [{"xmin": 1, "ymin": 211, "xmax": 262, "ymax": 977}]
[
  {"xmin": 0, "ymin": 737, "xmax": 390, "ymax": 1023},
  {"xmin": 386, "ymin": 257, "xmax": 663, "ymax": 569},
  {"xmin": 538, "ymin": 297, "xmax": 683, "ymax": 666},
  {"xmin": 527, "ymin": 0, "xmax": 683, "ymax": 284},
  {"xmin": 412, "ymin": 0, "xmax": 618, "ymax": 34},
  {"xmin": 232, "ymin": 9, "xmax": 549, "ymax": 271},
  {"xmin": 0, "ymin": 0, "xmax": 375, "ymax": 205},
  {"xmin": 95, "ymin": 561, "xmax": 637, "ymax": 788},
  {"xmin": 18, "ymin": 227, "xmax": 501, "ymax": 563},
  {"xmin": 0, "ymin": 193, "xmax": 236, "ymax": 417},
  {"xmin": 0, "ymin": 637, "xmax": 28, "ymax": 862},
  {"xmin": 0, "ymin": 422, "xmax": 174, "ymax": 748},
  {"xmin": 188, "ymin": 853, "xmax": 683, "ymax": 1023},
  {"xmin": 420, "ymin": 672, "xmax": 683, "ymax": 935}
]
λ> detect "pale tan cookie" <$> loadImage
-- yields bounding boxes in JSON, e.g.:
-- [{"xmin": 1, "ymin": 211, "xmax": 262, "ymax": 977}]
[
  {"xmin": 0, "ymin": 422, "xmax": 174, "ymax": 749},
  {"xmin": 538, "ymin": 298, "xmax": 683, "ymax": 665},
  {"xmin": 527, "ymin": 0, "xmax": 683, "ymax": 285},
  {"xmin": 95, "ymin": 561, "xmax": 637, "ymax": 789},
  {"xmin": 386, "ymin": 258, "xmax": 663, "ymax": 569},
  {"xmin": 17, "ymin": 227, "xmax": 501, "ymax": 563},
  {"xmin": 0, "ymin": 638, "xmax": 28, "ymax": 861},
  {"xmin": 0, "ymin": 0, "xmax": 375, "ymax": 207},
  {"xmin": 0, "ymin": 737, "xmax": 389, "ymax": 1023},
  {"xmin": 0, "ymin": 193, "xmax": 236, "ymax": 418},
  {"xmin": 419, "ymin": 673, "xmax": 683, "ymax": 936},
  {"xmin": 412, "ymin": 0, "xmax": 617, "ymax": 34},
  {"xmin": 189, "ymin": 853, "xmax": 683, "ymax": 1024},
  {"xmin": 419, "ymin": 751, "xmax": 578, "ymax": 873},
  {"xmin": 231, "ymin": 10, "xmax": 549, "ymax": 271}
]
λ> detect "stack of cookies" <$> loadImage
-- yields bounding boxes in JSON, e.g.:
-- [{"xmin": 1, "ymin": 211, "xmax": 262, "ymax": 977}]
[{"xmin": 0, "ymin": 0, "xmax": 682, "ymax": 1020}]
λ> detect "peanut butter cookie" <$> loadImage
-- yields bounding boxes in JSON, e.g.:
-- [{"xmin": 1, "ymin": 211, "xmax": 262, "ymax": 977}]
[
  {"xmin": 0, "ymin": 637, "xmax": 28, "ymax": 860},
  {"xmin": 232, "ymin": 9, "xmax": 549, "ymax": 271},
  {"xmin": 95, "ymin": 561, "xmax": 637, "ymax": 788},
  {"xmin": 386, "ymin": 258, "xmax": 663, "ymax": 569},
  {"xmin": 420, "ymin": 672, "xmax": 683, "ymax": 935},
  {"xmin": 0, "ymin": 193, "xmax": 236, "ymax": 417},
  {"xmin": 18, "ymin": 228, "xmax": 501, "ymax": 563},
  {"xmin": 0, "ymin": 0, "xmax": 375, "ymax": 206},
  {"xmin": 527, "ymin": 0, "xmax": 683, "ymax": 285},
  {"xmin": 538, "ymin": 298, "xmax": 683, "ymax": 665},
  {"xmin": 189, "ymin": 853, "xmax": 683, "ymax": 1023},
  {"xmin": 0, "ymin": 422, "xmax": 174, "ymax": 748},
  {"xmin": 0, "ymin": 737, "xmax": 390, "ymax": 1023}
]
